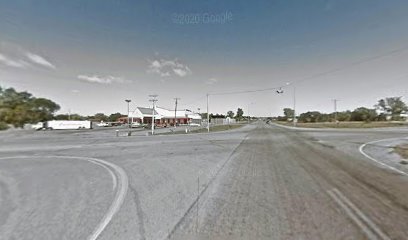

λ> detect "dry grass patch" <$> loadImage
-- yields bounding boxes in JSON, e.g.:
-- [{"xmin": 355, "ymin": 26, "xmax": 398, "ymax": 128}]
[
  {"xmin": 394, "ymin": 144, "xmax": 408, "ymax": 164},
  {"xmin": 275, "ymin": 121, "xmax": 408, "ymax": 129}
]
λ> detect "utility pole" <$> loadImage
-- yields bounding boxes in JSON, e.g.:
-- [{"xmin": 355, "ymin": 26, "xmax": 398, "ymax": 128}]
[
  {"xmin": 68, "ymin": 109, "xmax": 71, "ymax": 120},
  {"xmin": 125, "ymin": 99, "xmax": 131, "ymax": 128},
  {"xmin": 248, "ymin": 104, "xmax": 250, "ymax": 124},
  {"xmin": 206, "ymin": 94, "xmax": 210, "ymax": 132},
  {"xmin": 174, "ymin": 97, "xmax": 180, "ymax": 128},
  {"xmin": 333, "ymin": 99, "xmax": 339, "ymax": 123},
  {"xmin": 149, "ymin": 95, "xmax": 158, "ymax": 135},
  {"xmin": 293, "ymin": 86, "xmax": 296, "ymax": 127}
]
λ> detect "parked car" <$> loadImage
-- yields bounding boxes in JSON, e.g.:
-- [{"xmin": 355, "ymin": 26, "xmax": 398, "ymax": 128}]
[
  {"xmin": 97, "ymin": 121, "xmax": 110, "ymax": 127},
  {"xmin": 131, "ymin": 122, "xmax": 144, "ymax": 128}
]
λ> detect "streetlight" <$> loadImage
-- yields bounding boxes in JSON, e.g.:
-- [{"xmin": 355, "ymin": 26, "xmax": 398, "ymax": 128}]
[
  {"xmin": 283, "ymin": 83, "xmax": 296, "ymax": 127},
  {"xmin": 207, "ymin": 94, "xmax": 210, "ymax": 132},
  {"xmin": 125, "ymin": 99, "xmax": 131, "ymax": 128},
  {"xmin": 293, "ymin": 86, "xmax": 296, "ymax": 127},
  {"xmin": 149, "ymin": 94, "xmax": 158, "ymax": 135}
]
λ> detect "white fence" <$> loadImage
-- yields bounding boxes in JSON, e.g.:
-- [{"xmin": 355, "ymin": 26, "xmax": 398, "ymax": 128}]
[{"xmin": 211, "ymin": 118, "xmax": 236, "ymax": 125}]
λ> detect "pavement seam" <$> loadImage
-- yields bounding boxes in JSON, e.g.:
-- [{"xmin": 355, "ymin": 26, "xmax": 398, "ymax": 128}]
[
  {"xmin": 163, "ymin": 131, "xmax": 252, "ymax": 240},
  {"xmin": 328, "ymin": 188, "xmax": 391, "ymax": 240}
]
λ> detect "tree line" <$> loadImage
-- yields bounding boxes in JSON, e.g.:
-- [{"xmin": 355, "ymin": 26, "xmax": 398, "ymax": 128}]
[
  {"xmin": 278, "ymin": 97, "xmax": 408, "ymax": 123},
  {"xmin": 0, "ymin": 86, "xmax": 126, "ymax": 130},
  {"xmin": 53, "ymin": 112, "xmax": 125, "ymax": 122},
  {"xmin": 201, "ymin": 108, "xmax": 246, "ymax": 121},
  {"xmin": 0, "ymin": 87, "xmax": 60, "ymax": 129}
]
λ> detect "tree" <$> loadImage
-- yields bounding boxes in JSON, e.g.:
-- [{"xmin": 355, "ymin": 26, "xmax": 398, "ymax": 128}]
[
  {"xmin": 108, "ymin": 112, "xmax": 123, "ymax": 122},
  {"xmin": 299, "ymin": 111, "xmax": 323, "ymax": 123},
  {"xmin": 0, "ymin": 87, "xmax": 60, "ymax": 128},
  {"xmin": 283, "ymin": 108, "xmax": 294, "ymax": 120},
  {"xmin": 31, "ymin": 98, "xmax": 60, "ymax": 121},
  {"xmin": 200, "ymin": 113, "xmax": 208, "ymax": 120},
  {"xmin": 375, "ymin": 97, "xmax": 408, "ymax": 120},
  {"xmin": 336, "ymin": 111, "xmax": 352, "ymax": 122},
  {"xmin": 54, "ymin": 114, "xmax": 85, "ymax": 120},
  {"xmin": 375, "ymin": 99, "xmax": 388, "ymax": 114},
  {"xmin": 92, "ymin": 113, "xmax": 108, "ymax": 122},
  {"xmin": 226, "ymin": 110, "xmax": 235, "ymax": 118},
  {"xmin": 351, "ymin": 107, "xmax": 378, "ymax": 122},
  {"xmin": 387, "ymin": 97, "xmax": 408, "ymax": 120},
  {"xmin": 210, "ymin": 113, "xmax": 226, "ymax": 119},
  {"xmin": 235, "ymin": 108, "xmax": 244, "ymax": 121}
]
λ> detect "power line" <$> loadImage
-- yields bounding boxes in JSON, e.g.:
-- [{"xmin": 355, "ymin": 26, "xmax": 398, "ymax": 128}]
[
  {"xmin": 178, "ymin": 95, "xmax": 207, "ymax": 109},
  {"xmin": 294, "ymin": 45, "xmax": 408, "ymax": 86},
  {"xmin": 207, "ymin": 45, "xmax": 408, "ymax": 97},
  {"xmin": 209, "ymin": 84, "xmax": 287, "ymax": 96}
]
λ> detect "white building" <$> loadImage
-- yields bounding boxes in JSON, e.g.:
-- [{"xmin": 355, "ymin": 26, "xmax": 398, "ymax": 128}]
[{"xmin": 126, "ymin": 106, "xmax": 201, "ymax": 126}]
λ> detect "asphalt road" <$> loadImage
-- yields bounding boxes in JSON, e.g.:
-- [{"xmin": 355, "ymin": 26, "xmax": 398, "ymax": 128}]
[{"xmin": 0, "ymin": 122, "xmax": 407, "ymax": 239}]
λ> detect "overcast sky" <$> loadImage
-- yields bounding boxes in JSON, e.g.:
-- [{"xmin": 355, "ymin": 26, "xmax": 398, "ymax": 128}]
[{"xmin": 1, "ymin": 0, "xmax": 408, "ymax": 116}]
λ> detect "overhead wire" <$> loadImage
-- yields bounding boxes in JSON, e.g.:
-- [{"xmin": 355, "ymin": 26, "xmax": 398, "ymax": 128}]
[{"xmin": 207, "ymin": 44, "xmax": 408, "ymax": 96}]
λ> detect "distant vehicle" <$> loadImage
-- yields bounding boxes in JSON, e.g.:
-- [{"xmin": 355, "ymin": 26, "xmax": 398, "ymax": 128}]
[
  {"xmin": 189, "ymin": 123, "xmax": 201, "ymax": 126},
  {"xmin": 31, "ymin": 122, "xmax": 45, "ymax": 130},
  {"xmin": 97, "ymin": 121, "xmax": 110, "ymax": 127},
  {"xmin": 45, "ymin": 120, "xmax": 92, "ymax": 130},
  {"xmin": 110, "ymin": 122, "xmax": 122, "ymax": 126},
  {"xmin": 131, "ymin": 122, "xmax": 144, "ymax": 128},
  {"xmin": 156, "ymin": 123, "xmax": 168, "ymax": 128}
]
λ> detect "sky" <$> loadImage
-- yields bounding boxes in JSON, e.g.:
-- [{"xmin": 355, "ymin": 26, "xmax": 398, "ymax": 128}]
[{"xmin": 1, "ymin": 0, "xmax": 408, "ymax": 117}]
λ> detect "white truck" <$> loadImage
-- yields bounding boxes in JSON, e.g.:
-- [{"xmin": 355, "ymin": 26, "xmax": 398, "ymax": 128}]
[
  {"xmin": 45, "ymin": 120, "xmax": 92, "ymax": 130},
  {"xmin": 31, "ymin": 122, "xmax": 45, "ymax": 130}
]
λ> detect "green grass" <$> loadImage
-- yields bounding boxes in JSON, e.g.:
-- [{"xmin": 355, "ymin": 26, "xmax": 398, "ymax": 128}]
[
  {"xmin": 274, "ymin": 121, "xmax": 408, "ymax": 128},
  {"xmin": 191, "ymin": 124, "xmax": 244, "ymax": 133},
  {"xmin": 159, "ymin": 124, "xmax": 245, "ymax": 135}
]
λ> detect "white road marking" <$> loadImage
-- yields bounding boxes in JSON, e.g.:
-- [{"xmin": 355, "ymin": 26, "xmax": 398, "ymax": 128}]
[
  {"xmin": 0, "ymin": 155, "xmax": 128, "ymax": 240},
  {"xmin": 327, "ymin": 190, "xmax": 377, "ymax": 240},
  {"xmin": 328, "ymin": 188, "xmax": 390, "ymax": 240},
  {"xmin": 87, "ymin": 160, "xmax": 117, "ymax": 190},
  {"xmin": 358, "ymin": 137, "xmax": 408, "ymax": 176}
]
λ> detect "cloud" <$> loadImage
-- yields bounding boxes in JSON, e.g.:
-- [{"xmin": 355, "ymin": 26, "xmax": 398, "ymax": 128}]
[
  {"xmin": 77, "ymin": 74, "xmax": 130, "ymax": 84},
  {"xmin": 0, "ymin": 43, "xmax": 56, "ymax": 70},
  {"xmin": 147, "ymin": 58, "xmax": 192, "ymax": 77},
  {"xmin": 26, "ymin": 52, "xmax": 56, "ymax": 69},
  {"xmin": 160, "ymin": 71, "xmax": 171, "ymax": 77},
  {"xmin": 206, "ymin": 78, "xmax": 218, "ymax": 85},
  {"xmin": 173, "ymin": 67, "xmax": 190, "ymax": 77},
  {"xmin": 0, "ymin": 53, "xmax": 28, "ymax": 68}
]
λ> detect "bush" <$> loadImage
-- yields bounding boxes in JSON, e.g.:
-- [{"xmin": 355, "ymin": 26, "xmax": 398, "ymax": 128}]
[{"xmin": 0, "ymin": 122, "xmax": 9, "ymax": 131}]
